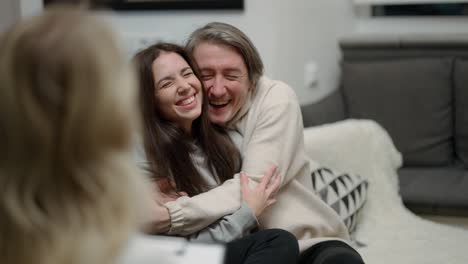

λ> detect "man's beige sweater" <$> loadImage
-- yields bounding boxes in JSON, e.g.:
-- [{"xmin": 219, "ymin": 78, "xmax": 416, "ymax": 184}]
[{"xmin": 166, "ymin": 76, "xmax": 350, "ymax": 251}]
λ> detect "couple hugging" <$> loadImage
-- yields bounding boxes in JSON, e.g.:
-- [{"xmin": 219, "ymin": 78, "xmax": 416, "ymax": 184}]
[{"xmin": 134, "ymin": 22, "xmax": 364, "ymax": 264}]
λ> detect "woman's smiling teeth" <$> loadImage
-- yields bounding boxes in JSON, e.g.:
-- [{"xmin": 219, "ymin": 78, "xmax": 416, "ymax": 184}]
[{"xmin": 177, "ymin": 95, "xmax": 195, "ymax": 106}]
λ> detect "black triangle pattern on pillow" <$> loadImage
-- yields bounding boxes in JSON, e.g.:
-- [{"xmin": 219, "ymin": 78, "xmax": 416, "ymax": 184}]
[{"xmin": 311, "ymin": 167, "xmax": 369, "ymax": 233}]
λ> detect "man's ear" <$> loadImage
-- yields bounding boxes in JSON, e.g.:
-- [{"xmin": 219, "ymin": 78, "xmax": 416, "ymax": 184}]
[{"xmin": 248, "ymin": 81, "xmax": 255, "ymax": 92}]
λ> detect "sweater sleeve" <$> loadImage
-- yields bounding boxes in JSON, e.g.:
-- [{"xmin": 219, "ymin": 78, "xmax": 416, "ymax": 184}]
[
  {"xmin": 186, "ymin": 202, "xmax": 257, "ymax": 243},
  {"xmin": 165, "ymin": 178, "xmax": 241, "ymax": 236},
  {"xmin": 166, "ymin": 83, "xmax": 309, "ymax": 235}
]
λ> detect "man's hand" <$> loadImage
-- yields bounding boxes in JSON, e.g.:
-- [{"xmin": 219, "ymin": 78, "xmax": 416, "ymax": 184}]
[
  {"xmin": 158, "ymin": 191, "xmax": 189, "ymax": 204},
  {"xmin": 240, "ymin": 165, "xmax": 281, "ymax": 217},
  {"xmin": 154, "ymin": 179, "xmax": 188, "ymax": 203},
  {"xmin": 143, "ymin": 199, "xmax": 171, "ymax": 234}
]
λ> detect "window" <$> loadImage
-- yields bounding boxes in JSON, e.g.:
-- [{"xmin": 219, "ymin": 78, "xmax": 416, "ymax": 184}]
[{"xmin": 373, "ymin": 3, "xmax": 468, "ymax": 16}]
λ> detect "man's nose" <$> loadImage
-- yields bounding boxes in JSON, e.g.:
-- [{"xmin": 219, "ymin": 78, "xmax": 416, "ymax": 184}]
[{"xmin": 209, "ymin": 76, "xmax": 226, "ymax": 97}]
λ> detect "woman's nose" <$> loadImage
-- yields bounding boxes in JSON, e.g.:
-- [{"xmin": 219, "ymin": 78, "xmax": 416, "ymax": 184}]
[{"xmin": 177, "ymin": 79, "xmax": 191, "ymax": 94}]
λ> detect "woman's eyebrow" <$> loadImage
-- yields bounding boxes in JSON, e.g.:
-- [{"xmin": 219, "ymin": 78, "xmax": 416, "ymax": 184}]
[
  {"xmin": 156, "ymin": 76, "xmax": 173, "ymax": 86},
  {"xmin": 181, "ymin": 67, "xmax": 192, "ymax": 74}
]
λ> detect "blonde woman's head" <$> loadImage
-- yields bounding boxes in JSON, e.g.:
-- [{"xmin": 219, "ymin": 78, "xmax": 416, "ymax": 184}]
[{"xmin": 0, "ymin": 5, "xmax": 145, "ymax": 264}]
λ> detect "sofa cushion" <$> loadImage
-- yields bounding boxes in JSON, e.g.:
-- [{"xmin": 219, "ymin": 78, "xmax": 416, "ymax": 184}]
[
  {"xmin": 301, "ymin": 88, "xmax": 347, "ymax": 128},
  {"xmin": 342, "ymin": 58, "xmax": 453, "ymax": 166},
  {"xmin": 399, "ymin": 167, "xmax": 468, "ymax": 216},
  {"xmin": 311, "ymin": 167, "xmax": 368, "ymax": 233},
  {"xmin": 453, "ymin": 59, "xmax": 468, "ymax": 168}
]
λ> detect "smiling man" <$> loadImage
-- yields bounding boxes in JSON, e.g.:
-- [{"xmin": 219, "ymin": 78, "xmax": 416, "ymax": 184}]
[
  {"xmin": 191, "ymin": 41, "xmax": 250, "ymax": 125},
  {"xmin": 162, "ymin": 22, "xmax": 365, "ymax": 264}
]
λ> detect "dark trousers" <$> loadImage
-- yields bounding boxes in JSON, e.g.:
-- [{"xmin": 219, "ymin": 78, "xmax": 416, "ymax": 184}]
[
  {"xmin": 224, "ymin": 229, "xmax": 299, "ymax": 264},
  {"xmin": 299, "ymin": 240, "xmax": 365, "ymax": 264}
]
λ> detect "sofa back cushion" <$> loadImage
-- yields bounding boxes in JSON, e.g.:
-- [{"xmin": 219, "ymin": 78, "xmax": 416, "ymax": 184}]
[
  {"xmin": 342, "ymin": 58, "xmax": 453, "ymax": 166},
  {"xmin": 301, "ymin": 88, "xmax": 347, "ymax": 128},
  {"xmin": 454, "ymin": 59, "xmax": 468, "ymax": 168}
]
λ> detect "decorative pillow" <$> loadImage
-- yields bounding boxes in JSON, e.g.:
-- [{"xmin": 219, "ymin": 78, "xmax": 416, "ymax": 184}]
[{"xmin": 311, "ymin": 167, "xmax": 369, "ymax": 233}]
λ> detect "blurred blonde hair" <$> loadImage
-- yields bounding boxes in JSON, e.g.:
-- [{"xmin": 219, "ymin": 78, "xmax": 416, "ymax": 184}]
[{"xmin": 0, "ymin": 5, "xmax": 147, "ymax": 264}]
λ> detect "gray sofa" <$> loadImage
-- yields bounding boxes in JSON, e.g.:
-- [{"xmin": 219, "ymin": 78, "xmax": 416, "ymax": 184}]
[{"xmin": 301, "ymin": 34, "xmax": 468, "ymax": 217}]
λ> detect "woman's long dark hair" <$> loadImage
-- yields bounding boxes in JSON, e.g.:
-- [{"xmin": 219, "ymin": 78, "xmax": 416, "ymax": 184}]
[{"xmin": 133, "ymin": 43, "xmax": 241, "ymax": 196}]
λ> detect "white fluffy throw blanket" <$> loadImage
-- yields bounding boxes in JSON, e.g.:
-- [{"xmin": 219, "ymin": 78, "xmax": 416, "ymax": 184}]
[{"xmin": 303, "ymin": 119, "xmax": 468, "ymax": 264}]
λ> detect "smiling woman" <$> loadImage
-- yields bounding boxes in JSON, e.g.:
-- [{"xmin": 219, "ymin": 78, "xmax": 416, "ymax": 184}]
[
  {"xmin": 43, "ymin": 0, "xmax": 244, "ymax": 10},
  {"xmin": 152, "ymin": 51, "xmax": 203, "ymax": 134},
  {"xmin": 133, "ymin": 42, "xmax": 241, "ymax": 198}
]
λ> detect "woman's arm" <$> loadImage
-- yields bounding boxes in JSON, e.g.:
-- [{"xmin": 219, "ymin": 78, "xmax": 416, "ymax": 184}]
[{"xmin": 187, "ymin": 202, "xmax": 256, "ymax": 243}]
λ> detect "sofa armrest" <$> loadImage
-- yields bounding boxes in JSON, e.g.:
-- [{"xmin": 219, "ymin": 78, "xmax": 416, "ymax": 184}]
[{"xmin": 300, "ymin": 88, "xmax": 347, "ymax": 128}]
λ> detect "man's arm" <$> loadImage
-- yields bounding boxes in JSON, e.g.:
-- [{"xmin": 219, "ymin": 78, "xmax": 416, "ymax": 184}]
[
  {"xmin": 208, "ymin": 81, "xmax": 308, "ymax": 188},
  {"xmin": 241, "ymin": 91, "xmax": 307, "ymax": 188},
  {"xmin": 165, "ymin": 178, "xmax": 241, "ymax": 235}
]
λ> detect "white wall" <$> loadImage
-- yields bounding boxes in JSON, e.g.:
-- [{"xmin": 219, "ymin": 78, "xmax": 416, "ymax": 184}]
[
  {"xmin": 0, "ymin": 0, "xmax": 19, "ymax": 33},
  {"xmin": 277, "ymin": 0, "xmax": 356, "ymax": 103},
  {"xmin": 107, "ymin": 0, "xmax": 357, "ymax": 104},
  {"xmin": 18, "ymin": 0, "xmax": 43, "ymax": 17},
  {"xmin": 0, "ymin": 0, "xmax": 43, "ymax": 33}
]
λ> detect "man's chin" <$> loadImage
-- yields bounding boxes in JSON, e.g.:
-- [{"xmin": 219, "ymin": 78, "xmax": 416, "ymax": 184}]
[
  {"xmin": 208, "ymin": 112, "xmax": 229, "ymax": 125},
  {"xmin": 208, "ymin": 106, "xmax": 231, "ymax": 125},
  {"xmin": 209, "ymin": 115, "xmax": 228, "ymax": 125}
]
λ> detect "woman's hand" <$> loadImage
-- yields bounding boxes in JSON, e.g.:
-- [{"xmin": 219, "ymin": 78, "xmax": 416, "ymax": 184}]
[{"xmin": 240, "ymin": 165, "xmax": 281, "ymax": 217}]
